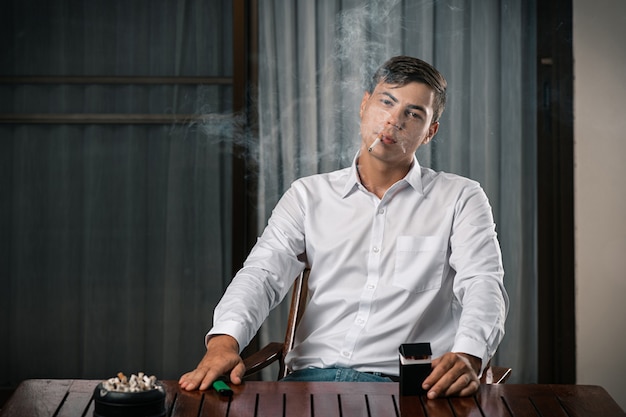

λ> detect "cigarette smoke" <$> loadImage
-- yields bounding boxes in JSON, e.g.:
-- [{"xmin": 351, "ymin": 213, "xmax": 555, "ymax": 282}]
[{"xmin": 190, "ymin": 0, "xmax": 411, "ymax": 214}]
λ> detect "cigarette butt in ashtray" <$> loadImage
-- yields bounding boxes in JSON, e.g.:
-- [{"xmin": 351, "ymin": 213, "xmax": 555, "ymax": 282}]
[{"xmin": 368, "ymin": 134, "xmax": 382, "ymax": 152}]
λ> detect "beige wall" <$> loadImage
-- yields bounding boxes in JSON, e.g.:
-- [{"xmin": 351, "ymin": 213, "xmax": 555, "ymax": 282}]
[{"xmin": 574, "ymin": 0, "xmax": 626, "ymax": 410}]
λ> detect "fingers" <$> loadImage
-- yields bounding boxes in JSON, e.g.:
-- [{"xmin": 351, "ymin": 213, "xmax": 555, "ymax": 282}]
[
  {"xmin": 422, "ymin": 352, "xmax": 480, "ymax": 399},
  {"xmin": 434, "ymin": 371, "xmax": 479, "ymax": 399},
  {"xmin": 230, "ymin": 361, "xmax": 246, "ymax": 385},
  {"xmin": 178, "ymin": 364, "xmax": 216, "ymax": 391},
  {"xmin": 178, "ymin": 372, "xmax": 198, "ymax": 391},
  {"xmin": 457, "ymin": 378, "xmax": 481, "ymax": 397},
  {"xmin": 178, "ymin": 335, "xmax": 244, "ymax": 391},
  {"xmin": 180, "ymin": 361, "xmax": 235, "ymax": 391},
  {"xmin": 198, "ymin": 368, "xmax": 222, "ymax": 391},
  {"xmin": 179, "ymin": 350, "xmax": 214, "ymax": 391}
]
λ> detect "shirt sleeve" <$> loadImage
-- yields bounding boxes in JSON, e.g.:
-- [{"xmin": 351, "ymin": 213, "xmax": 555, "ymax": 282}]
[
  {"xmin": 206, "ymin": 182, "xmax": 307, "ymax": 352},
  {"xmin": 448, "ymin": 183, "xmax": 509, "ymax": 373}
]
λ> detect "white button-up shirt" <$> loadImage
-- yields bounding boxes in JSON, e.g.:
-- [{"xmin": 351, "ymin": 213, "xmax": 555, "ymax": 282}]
[{"xmin": 208, "ymin": 154, "xmax": 508, "ymax": 376}]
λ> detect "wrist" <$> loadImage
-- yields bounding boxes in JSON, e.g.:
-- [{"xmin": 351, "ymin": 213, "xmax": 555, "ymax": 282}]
[{"xmin": 207, "ymin": 334, "xmax": 240, "ymax": 352}]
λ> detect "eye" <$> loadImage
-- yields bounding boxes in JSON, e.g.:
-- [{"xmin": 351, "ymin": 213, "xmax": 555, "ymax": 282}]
[{"xmin": 407, "ymin": 110, "xmax": 421, "ymax": 120}]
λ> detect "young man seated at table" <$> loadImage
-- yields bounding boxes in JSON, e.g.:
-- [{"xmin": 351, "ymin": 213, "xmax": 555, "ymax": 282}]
[{"xmin": 179, "ymin": 56, "xmax": 509, "ymax": 399}]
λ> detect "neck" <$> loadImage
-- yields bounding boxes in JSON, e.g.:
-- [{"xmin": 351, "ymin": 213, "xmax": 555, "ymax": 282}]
[{"xmin": 357, "ymin": 153, "xmax": 412, "ymax": 199}]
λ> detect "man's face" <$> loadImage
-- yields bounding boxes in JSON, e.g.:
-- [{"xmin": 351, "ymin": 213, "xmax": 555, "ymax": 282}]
[{"xmin": 359, "ymin": 81, "xmax": 439, "ymax": 163}]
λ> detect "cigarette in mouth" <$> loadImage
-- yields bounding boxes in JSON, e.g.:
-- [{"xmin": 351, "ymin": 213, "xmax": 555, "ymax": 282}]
[{"xmin": 368, "ymin": 134, "xmax": 382, "ymax": 152}]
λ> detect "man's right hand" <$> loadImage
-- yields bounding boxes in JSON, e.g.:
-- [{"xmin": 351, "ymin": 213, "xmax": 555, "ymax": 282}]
[{"xmin": 178, "ymin": 334, "xmax": 245, "ymax": 391}]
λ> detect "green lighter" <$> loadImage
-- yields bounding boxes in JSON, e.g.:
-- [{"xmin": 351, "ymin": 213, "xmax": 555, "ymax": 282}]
[{"xmin": 212, "ymin": 379, "xmax": 233, "ymax": 396}]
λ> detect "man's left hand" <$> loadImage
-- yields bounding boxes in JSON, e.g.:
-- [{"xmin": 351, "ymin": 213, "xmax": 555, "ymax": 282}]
[{"xmin": 421, "ymin": 352, "xmax": 481, "ymax": 399}]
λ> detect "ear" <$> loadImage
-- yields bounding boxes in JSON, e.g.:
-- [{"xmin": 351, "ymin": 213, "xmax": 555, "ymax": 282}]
[
  {"xmin": 423, "ymin": 122, "xmax": 439, "ymax": 145},
  {"xmin": 359, "ymin": 92, "xmax": 371, "ymax": 118}
]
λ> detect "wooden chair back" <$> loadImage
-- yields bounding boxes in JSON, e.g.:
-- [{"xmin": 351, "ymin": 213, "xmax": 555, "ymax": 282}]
[{"xmin": 279, "ymin": 268, "xmax": 309, "ymax": 378}]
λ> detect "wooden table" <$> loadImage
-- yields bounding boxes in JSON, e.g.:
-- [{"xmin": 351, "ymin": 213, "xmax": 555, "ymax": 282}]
[{"xmin": 1, "ymin": 379, "xmax": 624, "ymax": 417}]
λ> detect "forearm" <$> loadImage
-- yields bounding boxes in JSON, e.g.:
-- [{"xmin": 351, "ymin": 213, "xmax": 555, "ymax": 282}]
[
  {"xmin": 209, "ymin": 256, "xmax": 305, "ymax": 351},
  {"xmin": 208, "ymin": 268, "xmax": 277, "ymax": 351},
  {"xmin": 450, "ymin": 186, "xmax": 509, "ymax": 369},
  {"xmin": 453, "ymin": 278, "xmax": 508, "ymax": 371}
]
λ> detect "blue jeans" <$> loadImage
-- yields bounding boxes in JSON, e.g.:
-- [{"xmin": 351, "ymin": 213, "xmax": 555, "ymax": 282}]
[{"xmin": 280, "ymin": 367, "xmax": 395, "ymax": 383}]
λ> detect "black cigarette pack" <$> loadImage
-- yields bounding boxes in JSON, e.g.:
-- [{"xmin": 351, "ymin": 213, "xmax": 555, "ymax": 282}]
[{"xmin": 398, "ymin": 343, "xmax": 432, "ymax": 396}]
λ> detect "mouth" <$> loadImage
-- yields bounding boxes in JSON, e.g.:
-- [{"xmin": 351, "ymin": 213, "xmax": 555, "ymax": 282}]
[
  {"xmin": 379, "ymin": 133, "xmax": 396, "ymax": 144},
  {"xmin": 368, "ymin": 132, "xmax": 398, "ymax": 152}
]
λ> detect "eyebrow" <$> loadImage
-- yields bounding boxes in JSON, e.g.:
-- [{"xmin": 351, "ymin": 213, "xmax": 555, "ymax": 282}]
[{"xmin": 380, "ymin": 91, "xmax": 427, "ymax": 115}]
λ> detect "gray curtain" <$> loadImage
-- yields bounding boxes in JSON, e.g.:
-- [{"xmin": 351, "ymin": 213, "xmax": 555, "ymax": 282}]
[
  {"xmin": 0, "ymin": 0, "xmax": 234, "ymax": 383},
  {"xmin": 257, "ymin": 0, "xmax": 537, "ymax": 383}
]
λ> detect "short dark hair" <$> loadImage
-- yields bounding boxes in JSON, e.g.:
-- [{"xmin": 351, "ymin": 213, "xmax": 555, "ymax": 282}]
[{"xmin": 368, "ymin": 56, "xmax": 447, "ymax": 123}]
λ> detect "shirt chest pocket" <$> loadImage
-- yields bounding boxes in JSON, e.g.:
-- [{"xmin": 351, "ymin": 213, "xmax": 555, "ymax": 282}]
[{"xmin": 393, "ymin": 235, "xmax": 448, "ymax": 293}]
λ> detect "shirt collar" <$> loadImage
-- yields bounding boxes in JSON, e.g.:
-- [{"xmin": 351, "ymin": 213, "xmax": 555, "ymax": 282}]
[{"xmin": 341, "ymin": 152, "xmax": 424, "ymax": 198}]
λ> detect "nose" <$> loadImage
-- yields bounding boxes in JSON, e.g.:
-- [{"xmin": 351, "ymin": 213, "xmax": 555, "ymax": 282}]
[{"xmin": 384, "ymin": 108, "xmax": 403, "ymax": 130}]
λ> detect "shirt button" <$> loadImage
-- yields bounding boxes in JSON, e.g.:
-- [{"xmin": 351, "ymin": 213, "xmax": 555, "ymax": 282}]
[
  {"xmin": 372, "ymin": 247, "xmax": 379, "ymax": 253},
  {"xmin": 367, "ymin": 284, "xmax": 375, "ymax": 290},
  {"xmin": 342, "ymin": 351, "xmax": 350, "ymax": 357},
  {"xmin": 378, "ymin": 208, "xmax": 385, "ymax": 214},
  {"xmin": 356, "ymin": 318, "xmax": 364, "ymax": 325}
]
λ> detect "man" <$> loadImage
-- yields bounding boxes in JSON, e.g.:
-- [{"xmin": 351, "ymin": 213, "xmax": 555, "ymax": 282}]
[{"xmin": 179, "ymin": 56, "xmax": 508, "ymax": 399}]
